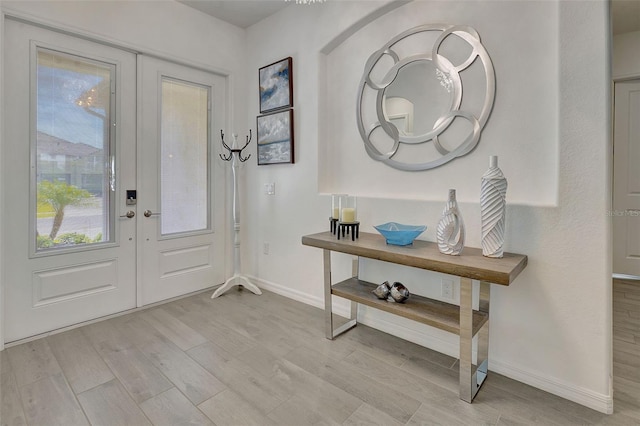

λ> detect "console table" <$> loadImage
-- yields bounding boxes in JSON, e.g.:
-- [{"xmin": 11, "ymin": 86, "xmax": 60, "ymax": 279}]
[{"xmin": 301, "ymin": 231, "xmax": 527, "ymax": 403}]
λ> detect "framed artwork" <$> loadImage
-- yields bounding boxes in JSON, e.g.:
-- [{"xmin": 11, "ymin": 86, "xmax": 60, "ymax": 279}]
[
  {"xmin": 257, "ymin": 109, "xmax": 294, "ymax": 165},
  {"xmin": 259, "ymin": 57, "xmax": 293, "ymax": 113}
]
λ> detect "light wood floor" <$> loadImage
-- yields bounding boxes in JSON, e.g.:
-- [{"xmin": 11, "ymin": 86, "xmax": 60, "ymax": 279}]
[
  {"xmin": 613, "ymin": 278, "xmax": 640, "ymax": 422},
  {"xmin": 0, "ymin": 284, "xmax": 637, "ymax": 425}
]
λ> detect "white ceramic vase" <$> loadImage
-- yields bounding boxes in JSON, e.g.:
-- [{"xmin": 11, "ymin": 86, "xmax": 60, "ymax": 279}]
[
  {"xmin": 481, "ymin": 155, "xmax": 508, "ymax": 258},
  {"xmin": 437, "ymin": 189, "xmax": 465, "ymax": 256}
]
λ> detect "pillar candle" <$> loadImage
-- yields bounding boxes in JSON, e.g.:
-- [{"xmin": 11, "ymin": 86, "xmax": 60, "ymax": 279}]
[{"xmin": 341, "ymin": 208, "xmax": 356, "ymax": 223}]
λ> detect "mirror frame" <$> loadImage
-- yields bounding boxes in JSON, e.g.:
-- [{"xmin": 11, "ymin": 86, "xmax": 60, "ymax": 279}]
[{"xmin": 356, "ymin": 24, "xmax": 495, "ymax": 171}]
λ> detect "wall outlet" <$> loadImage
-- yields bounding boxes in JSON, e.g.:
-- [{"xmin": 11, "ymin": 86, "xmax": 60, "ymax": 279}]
[
  {"xmin": 441, "ymin": 278, "xmax": 454, "ymax": 300},
  {"xmin": 263, "ymin": 242, "xmax": 270, "ymax": 255}
]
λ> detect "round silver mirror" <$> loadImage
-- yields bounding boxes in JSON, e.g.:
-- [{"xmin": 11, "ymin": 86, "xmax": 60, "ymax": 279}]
[{"xmin": 357, "ymin": 24, "xmax": 495, "ymax": 171}]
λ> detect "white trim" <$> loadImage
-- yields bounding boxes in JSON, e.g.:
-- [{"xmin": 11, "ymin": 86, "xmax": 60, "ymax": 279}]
[
  {"xmin": 356, "ymin": 307, "xmax": 460, "ymax": 359},
  {"xmin": 612, "ymin": 273, "xmax": 640, "ymax": 281},
  {"xmin": 0, "ymin": 9, "xmax": 5, "ymax": 352},
  {"xmin": 490, "ymin": 358, "xmax": 613, "ymax": 414}
]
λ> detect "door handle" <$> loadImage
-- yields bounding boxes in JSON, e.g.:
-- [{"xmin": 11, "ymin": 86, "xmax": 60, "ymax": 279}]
[
  {"xmin": 144, "ymin": 210, "xmax": 161, "ymax": 218},
  {"xmin": 120, "ymin": 211, "xmax": 135, "ymax": 219}
]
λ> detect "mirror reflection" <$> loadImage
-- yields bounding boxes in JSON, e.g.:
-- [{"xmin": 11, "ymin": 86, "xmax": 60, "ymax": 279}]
[{"xmin": 383, "ymin": 60, "xmax": 452, "ymax": 137}]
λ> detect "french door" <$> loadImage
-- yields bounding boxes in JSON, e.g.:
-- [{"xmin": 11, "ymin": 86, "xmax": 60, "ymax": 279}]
[
  {"xmin": 2, "ymin": 20, "xmax": 225, "ymax": 342},
  {"xmin": 138, "ymin": 56, "xmax": 225, "ymax": 305}
]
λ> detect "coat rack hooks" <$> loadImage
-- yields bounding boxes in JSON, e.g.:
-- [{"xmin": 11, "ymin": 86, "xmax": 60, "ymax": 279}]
[{"xmin": 220, "ymin": 129, "xmax": 252, "ymax": 162}]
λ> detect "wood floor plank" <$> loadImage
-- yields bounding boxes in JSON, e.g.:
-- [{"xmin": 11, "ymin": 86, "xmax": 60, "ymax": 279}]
[
  {"xmin": 77, "ymin": 379, "xmax": 151, "ymax": 426},
  {"xmin": 343, "ymin": 349, "xmax": 454, "ymax": 401},
  {"xmin": 188, "ymin": 342, "xmax": 289, "ymax": 414},
  {"xmin": 20, "ymin": 372, "xmax": 88, "ymax": 426},
  {"xmin": 139, "ymin": 387, "xmax": 213, "ymax": 426},
  {"xmin": 406, "ymin": 396, "xmax": 501, "ymax": 426},
  {"xmin": 1, "ymin": 366, "xmax": 27, "ymax": 426},
  {"xmin": 343, "ymin": 403, "xmax": 404, "ymax": 426},
  {"xmin": 91, "ymin": 337, "xmax": 172, "ymax": 404},
  {"xmin": 198, "ymin": 389, "xmax": 275, "ymax": 426},
  {"xmin": 82, "ymin": 317, "xmax": 136, "ymax": 353},
  {"xmin": 613, "ymin": 375, "xmax": 640, "ymax": 404},
  {"xmin": 399, "ymin": 352, "xmax": 461, "ymax": 394},
  {"xmin": 163, "ymin": 302, "xmax": 258, "ymax": 355},
  {"xmin": 47, "ymin": 329, "xmax": 114, "ymax": 394},
  {"xmin": 267, "ymin": 394, "xmax": 341, "ymax": 426},
  {"xmin": 610, "ymin": 399, "xmax": 640, "ymax": 422},
  {"xmin": 139, "ymin": 307, "xmax": 208, "ymax": 351},
  {"xmin": 120, "ymin": 314, "xmax": 226, "ymax": 405},
  {"xmin": 268, "ymin": 358, "xmax": 363, "ymax": 423},
  {"xmin": 483, "ymin": 372, "xmax": 607, "ymax": 424},
  {"xmin": 613, "ymin": 328, "xmax": 636, "ymax": 343},
  {"xmin": 472, "ymin": 381, "xmax": 594, "ymax": 425},
  {"xmin": 344, "ymin": 323, "xmax": 457, "ymax": 369},
  {"xmin": 6, "ymin": 339, "xmax": 62, "ymax": 387},
  {"xmin": 284, "ymin": 346, "xmax": 421, "ymax": 423}
]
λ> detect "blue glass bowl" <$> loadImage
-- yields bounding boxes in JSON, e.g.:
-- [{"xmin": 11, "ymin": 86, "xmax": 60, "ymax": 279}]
[{"xmin": 374, "ymin": 222, "xmax": 427, "ymax": 246}]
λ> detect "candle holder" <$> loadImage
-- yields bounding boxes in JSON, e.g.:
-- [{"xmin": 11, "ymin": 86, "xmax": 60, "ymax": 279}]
[
  {"xmin": 338, "ymin": 195, "xmax": 359, "ymax": 241},
  {"xmin": 330, "ymin": 194, "xmax": 346, "ymax": 235}
]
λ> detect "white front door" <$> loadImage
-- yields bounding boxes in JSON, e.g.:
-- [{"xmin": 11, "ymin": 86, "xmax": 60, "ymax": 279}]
[
  {"xmin": 138, "ymin": 56, "xmax": 225, "ymax": 305},
  {"xmin": 2, "ymin": 20, "xmax": 137, "ymax": 342},
  {"xmin": 2, "ymin": 21, "xmax": 226, "ymax": 342},
  {"xmin": 613, "ymin": 80, "xmax": 640, "ymax": 276}
]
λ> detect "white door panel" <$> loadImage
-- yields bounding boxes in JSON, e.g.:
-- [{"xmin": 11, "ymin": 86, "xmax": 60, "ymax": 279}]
[
  {"xmin": 614, "ymin": 80, "xmax": 640, "ymax": 276},
  {"xmin": 3, "ymin": 20, "xmax": 137, "ymax": 341},
  {"xmin": 138, "ymin": 56, "xmax": 225, "ymax": 305}
]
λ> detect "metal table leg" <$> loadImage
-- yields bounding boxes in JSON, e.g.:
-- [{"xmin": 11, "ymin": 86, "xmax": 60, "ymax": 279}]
[
  {"xmin": 459, "ymin": 278, "xmax": 491, "ymax": 402},
  {"xmin": 324, "ymin": 250, "xmax": 358, "ymax": 340}
]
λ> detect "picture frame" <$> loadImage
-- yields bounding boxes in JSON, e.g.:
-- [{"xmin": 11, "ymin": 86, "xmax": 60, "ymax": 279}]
[
  {"xmin": 259, "ymin": 57, "xmax": 293, "ymax": 113},
  {"xmin": 257, "ymin": 109, "xmax": 294, "ymax": 165}
]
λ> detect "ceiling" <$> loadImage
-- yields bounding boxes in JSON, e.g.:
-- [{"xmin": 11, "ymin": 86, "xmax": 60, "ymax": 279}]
[
  {"xmin": 177, "ymin": 0, "xmax": 640, "ymax": 34},
  {"xmin": 176, "ymin": 0, "xmax": 289, "ymax": 28},
  {"xmin": 612, "ymin": 0, "xmax": 640, "ymax": 35}
]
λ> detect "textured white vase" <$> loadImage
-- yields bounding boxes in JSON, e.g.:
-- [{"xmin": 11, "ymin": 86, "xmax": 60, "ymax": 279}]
[
  {"xmin": 437, "ymin": 189, "xmax": 465, "ymax": 256},
  {"xmin": 481, "ymin": 156, "xmax": 508, "ymax": 258}
]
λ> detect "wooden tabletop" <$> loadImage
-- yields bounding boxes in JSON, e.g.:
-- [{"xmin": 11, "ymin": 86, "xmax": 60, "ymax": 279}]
[{"xmin": 302, "ymin": 231, "xmax": 527, "ymax": 286}]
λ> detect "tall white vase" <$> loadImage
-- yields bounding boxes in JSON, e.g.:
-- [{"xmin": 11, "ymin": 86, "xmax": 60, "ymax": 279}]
[
  {"xmin": 481, "ymin": 155, "xmax": 508, "ymax": 258},
  {"xmin": 437, "ymin": 189, "xmax": 465, "ymax": 256}
]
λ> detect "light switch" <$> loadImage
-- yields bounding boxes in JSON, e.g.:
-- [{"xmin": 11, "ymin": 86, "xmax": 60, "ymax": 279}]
[{"xmin": 265, "ymin": 183, "xmax": 275, "ymax": 195}]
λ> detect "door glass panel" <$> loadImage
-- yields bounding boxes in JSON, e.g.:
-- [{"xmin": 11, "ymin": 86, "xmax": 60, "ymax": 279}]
[
  {"xmin": 160, "ymin": 78, "xmax": 210, "ymax": 235},
  {"xmin": 35, "ymin": 48, "xmax": 114, "ymax": 251}
]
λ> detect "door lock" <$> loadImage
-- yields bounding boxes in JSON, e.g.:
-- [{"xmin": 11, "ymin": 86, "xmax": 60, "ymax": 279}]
[
  {"xmin": 126, "ymin": 190, "xmax": 137, "ymax": 205},
  {"xmin": 120, "ymin": 211, "xmax": 135, "ymax": 219}
]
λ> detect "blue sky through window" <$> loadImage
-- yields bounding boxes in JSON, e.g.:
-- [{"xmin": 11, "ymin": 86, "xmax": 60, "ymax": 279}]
[{"xmin": 37, "ymin": 64, "xmax": 107, "ymax": 149}]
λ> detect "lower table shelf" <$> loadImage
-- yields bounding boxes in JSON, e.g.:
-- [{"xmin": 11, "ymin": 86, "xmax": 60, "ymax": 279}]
[{"xmin": 332, "ymin": 278, "xmax": 488, "ymax": 337}]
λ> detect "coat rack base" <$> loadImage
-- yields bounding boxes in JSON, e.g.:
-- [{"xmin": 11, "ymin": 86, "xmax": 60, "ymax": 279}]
[{"xmin": 211, "ymin": 274, "xmax": 262, "ymax": 299}]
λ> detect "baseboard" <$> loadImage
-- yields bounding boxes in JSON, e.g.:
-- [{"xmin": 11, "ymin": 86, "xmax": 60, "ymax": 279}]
[
  {"xmin": 357, "ymin": 307, "xmax": 460, "ymax": 359},
  {"xmin": 252, "ymin": 277, "xmax": 613, "ymax": 414},
  {"xmin": 489, "ymin": 358, "xmax": 613, "ymax": 414},
  {"xmin": 247, "ymin": 275, "xmax": 351, "ymax": 318}
]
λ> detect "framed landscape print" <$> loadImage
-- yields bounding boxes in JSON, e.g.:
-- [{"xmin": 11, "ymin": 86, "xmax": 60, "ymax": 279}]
[
  {"xmin": 259, "ymin": 57, "xmax": 293, "ymax": 113},
  {"xmin": 257, "ymin": 109, "xmax": 294, "ymax": 165}
]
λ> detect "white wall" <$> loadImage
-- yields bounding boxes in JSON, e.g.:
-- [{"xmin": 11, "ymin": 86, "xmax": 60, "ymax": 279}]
[
  {"xmin": 0, "ymin": 0, "xmax": 247, "ymax": 347},
  {"xmin": 246, "ymin": 0, "xmax": 612, "ymax": 413},
  {"xmin": 613, "ymin": 30, "xmax": 640, "ymax": 79}
]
